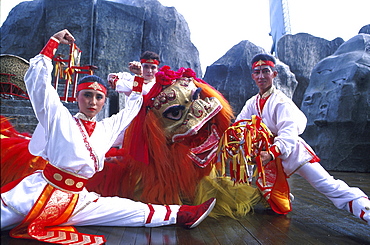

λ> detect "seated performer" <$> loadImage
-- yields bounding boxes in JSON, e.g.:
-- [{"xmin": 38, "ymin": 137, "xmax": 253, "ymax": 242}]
[
  {"xmin": 235, "ymin": 53, "xmax": 369, "ymax": 225},
  {"xmin": 0, "ymin": 29, "xmax": 216, "ymax": 245}
]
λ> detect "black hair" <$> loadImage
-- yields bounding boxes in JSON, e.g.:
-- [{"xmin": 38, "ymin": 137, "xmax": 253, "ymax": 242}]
[
  {"xmin": 140, "ymin": 51, "xmax": 160, "ymax": 63},
  {"xmin": 78, "ymin": 75, "xmax": 107, "ymax": 88}
]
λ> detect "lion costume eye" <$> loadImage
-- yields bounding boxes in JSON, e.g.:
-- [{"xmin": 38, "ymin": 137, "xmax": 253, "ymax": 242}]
[
  {"xmin": 162, "ymin": 105, "xmax": 185, "ymax": 120},
  {"xmin": 192, "ymin": 87, "xmax": 202, "ymax": 101}
]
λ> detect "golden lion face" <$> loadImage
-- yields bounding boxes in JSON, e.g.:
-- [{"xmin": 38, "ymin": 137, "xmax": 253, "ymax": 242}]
[{"xmin": 151, "ymin": 77, "xmax": 222, "ymax": 143}]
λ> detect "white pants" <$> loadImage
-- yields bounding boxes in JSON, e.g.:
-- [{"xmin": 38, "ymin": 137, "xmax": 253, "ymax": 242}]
[
  {"xmin": 1, "ymin": 194, "xmax": 180, "ymax": 230},
  {"xmin": 64, "ymin": 196, "xmax": 180, "ymax": 228},
  {"xmin": 295, "ymin": 162, "xmax": 367, "ymax": 209}
]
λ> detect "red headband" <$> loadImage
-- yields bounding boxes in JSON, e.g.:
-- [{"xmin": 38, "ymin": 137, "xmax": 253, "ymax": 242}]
[
  {"xmin": 252, "ymin": 59, "xmax": 275, "ymax": 69},
  {"xmin": 140, "ymin": 59, "xmax": 160, "ymax": 65},
  {"xmin": 77, "ymin": 81, "xmax": 107, "ymax": 95}
]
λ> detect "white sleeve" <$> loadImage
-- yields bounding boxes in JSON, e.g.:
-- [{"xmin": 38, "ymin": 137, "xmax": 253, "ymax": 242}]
[
  {"xmin": 111, "ymin": 131, "xmax": 124, "ymax": 148},
  {"xmin": 100, "ymin": 92, "xmax": 143, "ymax": 148},
  {"xmin": 25, "ymin": 54, "xmax": 73, "ymax": 158},
  {"xmin": 115, "ymin": 72, "xmax": 135, "ymax": 96},
  {"xmin": 272, "ymin": 102, "xmax": 307, "ymax": 159},
  {"xmin": 24, "ymin": 54, "xmax": 64, "ymax": 128},
  {"xmin": 235, "ymin": 97, "xmax": 256, "ymax": 122}
]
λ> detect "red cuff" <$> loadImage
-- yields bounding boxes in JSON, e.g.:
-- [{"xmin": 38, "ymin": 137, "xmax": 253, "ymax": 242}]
[
  {"xmin": 269, "ymin": 145, "xmax": 281, "ymax": 159},
  {"xmin": 309, "ymin": 155, "xmax": 320, "ymax": 163},
  {"xmin": 40, "ymin": 37, "xmax": 60, "ymax": 59},
  {"xmin": 132, "ymin": 76, "xmax": 144, "ymax": 93}
]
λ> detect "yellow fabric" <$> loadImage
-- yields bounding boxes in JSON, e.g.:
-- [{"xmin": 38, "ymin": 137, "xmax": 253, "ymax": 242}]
[
  {"xmin": 54, "ymin": 60, "xmax": 64, "ymax": 79},
  {"xmin": 194, "ymin": 168, "xmax": 261, "ymax": 219},
  {"xmin": 64, "ymin": 43, "xmax": 77, "ymax": 84}
]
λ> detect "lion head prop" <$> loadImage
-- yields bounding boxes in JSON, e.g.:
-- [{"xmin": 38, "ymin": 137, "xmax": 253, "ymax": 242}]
[{"xmin": 151, "ymin": 75, "xmax": 223, "ymax": 168}]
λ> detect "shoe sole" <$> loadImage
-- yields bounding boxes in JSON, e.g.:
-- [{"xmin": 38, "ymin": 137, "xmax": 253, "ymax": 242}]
[{"xmin": 189, "ymin": 198, "xmax": 216, "ymax": 229}]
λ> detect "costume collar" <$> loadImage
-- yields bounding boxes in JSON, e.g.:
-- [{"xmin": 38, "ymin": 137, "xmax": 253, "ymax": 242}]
[
  {"xmin": 144, "ymin": 78, "xmax": 156, "ymax": 84},
  {"xmin": 260, "ymin": 85, "xmax": 275, "ymax": 99},
  {"xmin": 74, "ymin": 112, "xmax": 96, "ymax": 122}
]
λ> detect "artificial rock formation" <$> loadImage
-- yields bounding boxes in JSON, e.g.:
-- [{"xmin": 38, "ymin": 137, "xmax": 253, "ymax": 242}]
[
  {"xmin": 359, "ymin": 24, "xmax": 370, "ymax": 35},
  {"xmin": 276, "ymin": 33, "xmax": 344, "ymax": 107},
  {"xmin": 0, "ymin": 0, "xmax": 201, "ymax": 80},
  {"xmin": 301, "ymin": 34, "xmax": 370, "ymax": 172},
  {"xmin": 0, "ymin": 0, "xmax": 201, "ymax": 123}
]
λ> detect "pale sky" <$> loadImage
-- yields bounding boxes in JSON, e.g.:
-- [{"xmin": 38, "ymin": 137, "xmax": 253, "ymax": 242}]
[{"xmin": 1, "ymin": 0, "xmax": 369, "ymax": 72}]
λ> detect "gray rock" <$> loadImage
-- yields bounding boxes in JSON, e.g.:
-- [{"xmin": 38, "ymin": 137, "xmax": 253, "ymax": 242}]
[
  {"xmin": 359, "ymin": 24, "xmax": 370, "ymax": 35},
  {"xmin": 203, "ymin": 40, "xmax": 297, "ymax": 116},
  {"xmin": 276, "ymin": 33, "xmax": 344, "ymax": 107},
  {"xmin": 301, "ymin": 34, "xmax": 370, "ymax": 172},
  {"xmin": 0, "ymin": 0, "xmax": 45, "ymax": 58},
  {"xmin": 0, "ymin": 0, "xmax": 201, "ymax": 79},
  {"xmin": 0, "ymin": 0, "xmax": 201, "ymax": 121}
]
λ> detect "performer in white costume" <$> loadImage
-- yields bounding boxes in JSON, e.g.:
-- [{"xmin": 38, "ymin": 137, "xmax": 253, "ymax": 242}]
[
  {"xmin": 0, "ymin": 29, "xmax": 216, "ymax": 245},
  {"xmin": 107, "ymin": 50, "xmax": 160, "ymax": 97},
  {"xmin": 107, "ymin": 51, "xmax": 160, "ymax": 146},
  {"xmin": 236, "ymin": 53, "xmax": 369, "ymax": 225}
]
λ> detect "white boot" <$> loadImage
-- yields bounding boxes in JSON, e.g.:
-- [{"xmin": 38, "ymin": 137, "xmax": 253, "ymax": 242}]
[{"xmin": 346, "ymin": 196, "xmax": 370, "ymax": 225}]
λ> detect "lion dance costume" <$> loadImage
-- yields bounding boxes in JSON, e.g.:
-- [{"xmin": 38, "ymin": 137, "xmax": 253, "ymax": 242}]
[{"xmin": 86, "ymin": 66, "xmax": 262, "ymax": 218}]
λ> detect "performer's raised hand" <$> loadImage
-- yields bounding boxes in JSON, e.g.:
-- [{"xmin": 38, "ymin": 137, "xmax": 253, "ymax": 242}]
[
  {"xmin": 128, "ymin": 61, "xmax": 143, "ymax": 76},
  {"xmin": 107, "ymin": 73, "xmax": 118, "ymax": 89},
  {"xmin": 52, "ymin": 29, "xmax": 75, "ymax": 45}
]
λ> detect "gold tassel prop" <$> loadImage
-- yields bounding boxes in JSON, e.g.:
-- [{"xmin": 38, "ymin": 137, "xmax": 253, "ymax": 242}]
[{"xmin": 217, "ymin": 115, "xmax": 273, "ymax": 185}]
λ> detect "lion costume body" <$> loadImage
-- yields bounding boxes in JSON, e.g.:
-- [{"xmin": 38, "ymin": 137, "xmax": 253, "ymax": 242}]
[{"xmin": 86, "ymin": 66, "xmax": 261, "ymax": 217}]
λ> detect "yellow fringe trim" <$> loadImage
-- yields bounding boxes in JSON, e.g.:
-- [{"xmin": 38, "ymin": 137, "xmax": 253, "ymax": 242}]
[{"xmin": 194, "ymin": 168, "xmax": 262, "ymax": 219}]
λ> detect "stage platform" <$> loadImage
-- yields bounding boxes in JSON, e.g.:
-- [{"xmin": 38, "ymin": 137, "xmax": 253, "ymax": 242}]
[{"xmin": 2, "ymin": 171, "xmax": 369, "ymax": 245}]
